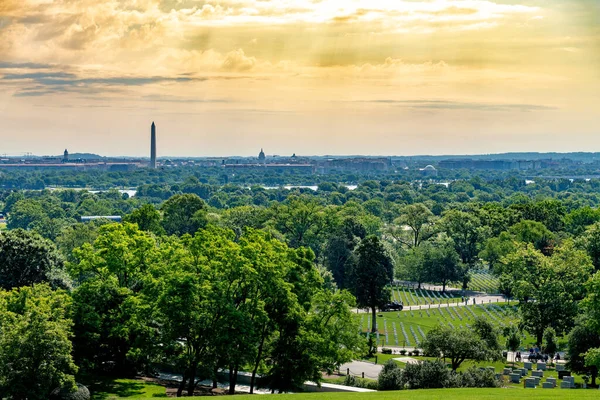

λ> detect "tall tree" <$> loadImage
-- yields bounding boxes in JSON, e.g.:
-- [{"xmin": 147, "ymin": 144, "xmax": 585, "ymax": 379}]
[
  {"xmin": 388, "ymin": 203, "xmax": 436, "ymax": 248},
  {"xmin": 0, "ymin": 229, "xmax": 69, "ymax": 290},
  {"xmin": 0, "ymin": 284, "xmax": 77, "ymax": 400},
  {"xmin": 161, "ymin": 194, "xmax": 207, "ymax": 236},
  {"xmin": 323, "ymin": 218, "xmax": 366, "ymax": 289},
  {"xmin": 422, "ymin": 236, "xmax": 463, "ymax": 292},
  {"xmin": 347, "ymin": 236, "xmax": 394, "ymax": 333},
  {"xmin": 501, "ymin": 242, "xmax": 592, "ymax": 344},
  {"xmin": 124, "ymin": 204, "xmax": 165, "ymax": 235}
]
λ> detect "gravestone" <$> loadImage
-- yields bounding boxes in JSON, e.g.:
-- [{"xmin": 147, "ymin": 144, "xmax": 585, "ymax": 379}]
[
  {"xmin": 524, "ymin": 377, "xmax": 536, "ymax": 388},
  {"xmin": 542, "ymin": 382, "xmax": 554, "ymax": 389},
  {"xmin": 533, "ymin": 377, "xmax": 541, "ymax": 386},
  {"xmin": 532, "ymin": 370, "xmax": 544, "ymax": 377},
  {"xmin": 556, "ymin": 364, "xmax": 565, "ymax": 372},
  {"xmin": 537, "ymin": 362, "xmax": 547, "ymax": 371},
  {"xmin": 503, "ymin": 368, "xmax": 512, "ymax": 375},
  {"xmin": 546, "ymin": 377, "xmax": 556, "ymax": 388},
  {"xmin": 509, "ymin": 373, "xmax": 521, "ymax": 384},
  {"xmin": 558, "ymin": 370, "xmax": 571, "ymax": 379},
  {"xmin": 521, "ymin": 368, "xmax": 528, "ymax": 377},
  {"xmin": 524, "ymin": 362, "xmax": 532, "ymax": 370},
  {"xmin": 561, "ymin": 376, "xmax": 575, "ymax": 389}
]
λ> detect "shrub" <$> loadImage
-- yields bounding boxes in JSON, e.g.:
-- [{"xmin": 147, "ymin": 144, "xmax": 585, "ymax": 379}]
[
  {"xmin": 412, "ymin": 349, "xmax": 420, "ymax": 356},
  {"xmin": 408, "ymin": 351, "xmax": 413, "ymax": 356},
  {"xmin": 381, "ymin": 348, "xmax": 393, "ymax": 354},
  {"xmin": 459, "ymin": 366, "xmax": 501, "ymax": 388},
  {"xmin": 400, "ymin": 349, "xmax": 407, "ymax": 356},
  {"xmin": 402, "ymin": 360, "xmax": 450, "ymax": 389},
  {"xmin": 343, "ymin": 375, "xmax": 358, "ymax": 387},
  {"xmin": 378, "ymin": 360, "xmax": 404, "ymax": 391},
  {"xmin": 364, "ymin": 380, "xmax": 379, "ymax": 390},
  {"xmin": 50, "ymin": 383, "xmax": 90, "ymax": 400}
]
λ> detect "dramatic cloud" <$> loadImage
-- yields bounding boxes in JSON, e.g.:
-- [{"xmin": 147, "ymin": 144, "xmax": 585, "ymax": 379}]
[{"xmin": 0, "ymin": 0, "xmax": 598, "ymax": 156}]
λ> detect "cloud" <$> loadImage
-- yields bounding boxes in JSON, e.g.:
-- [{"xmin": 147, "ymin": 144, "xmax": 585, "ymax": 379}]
[
  {"xmin": 350, "ymin": 99, "xmax": 558, "ymax": 112},
  {"xmin": 221, "ymin": 49, "xmax": 257, "ymax": 71},
  {"xmin": 0, "ymin": 62, "xmax": 56, "ymax": 69}
]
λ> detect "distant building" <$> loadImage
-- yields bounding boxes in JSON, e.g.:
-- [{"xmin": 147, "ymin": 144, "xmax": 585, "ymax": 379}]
[
  {"xmin": 81, "ymin": 216, "xmax": 122, "ymax": 223},
  {"xmin": 150, "ymin": 122, "xmax": 157, "ymax": 169},
  {"xmin": 317, "ymin": 158, "xmax": 390, "ymax": 173},
  {"xmin": 258, "ymin": 148, "xmax": 266, "ymax": 164},
  {"xmin": 420, "ymin": 165, "xmax": 438, "ymax": 177},
  {"xmin": 63, "ymin": 149, "xmax": 69, "ymax": 162},
  {"xmin": 438, "ymin": 159, "xmax": 542, "ymax": 171}
]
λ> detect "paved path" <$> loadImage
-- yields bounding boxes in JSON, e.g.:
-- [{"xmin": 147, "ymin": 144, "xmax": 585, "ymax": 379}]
[
  {"xmin": 339, "ymin": 360, "xmax": 382, "ymax": 380},
  {"xmin": 393, "ymin": 357, "xmax": 420, "ymax": 365}
]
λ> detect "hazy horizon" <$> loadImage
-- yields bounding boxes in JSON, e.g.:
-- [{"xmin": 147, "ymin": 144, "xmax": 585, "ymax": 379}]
[{"xmin": 1, "ymin": 0, "xmax": 598, "ymax": 157}]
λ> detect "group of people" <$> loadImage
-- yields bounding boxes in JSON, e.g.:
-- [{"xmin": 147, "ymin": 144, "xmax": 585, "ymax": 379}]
[{"xmin": 514, "ymin": 349, "xmax": 560, "ymax": 363}]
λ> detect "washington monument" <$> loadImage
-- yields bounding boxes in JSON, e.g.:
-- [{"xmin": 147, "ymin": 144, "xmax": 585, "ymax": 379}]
[{"xmin": 150, "ymin": 121, "xmax": 156, "ymax": 169}]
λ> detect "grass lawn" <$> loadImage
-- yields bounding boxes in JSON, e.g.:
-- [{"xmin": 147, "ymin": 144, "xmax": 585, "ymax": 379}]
[
  {"xmin": 358, "ymin": 302, "xmax": 530, "ymax": 348},
  {"xmin": 84, "ymin": 377, "xmax": 167, "ymax": 399},
  {"xmin": 229, "ymin": 389, "xmax": 600, "ymax": 400}
]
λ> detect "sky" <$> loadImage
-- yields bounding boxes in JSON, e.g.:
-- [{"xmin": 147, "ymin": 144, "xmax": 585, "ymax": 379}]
[{"xmin": 0, "ymin": 0, "xmax": 598, "ymax": 157}]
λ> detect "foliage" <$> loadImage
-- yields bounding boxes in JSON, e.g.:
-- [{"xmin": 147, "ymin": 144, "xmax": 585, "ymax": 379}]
[
  {"xmin": 421, "ymin": 325, "xmax": 493, "ymax": 371},
  {"xmin": 0, "ymin": 285, "xmax": 77, "ymax": 400},
  {"xmin": 567, "ymin": 323, "xmax": 600, "ymax": 386},
  {"xmin": 0, "ymin": 228, "xmax": 70, "ymax": 290},
  {"xmin": 347, "ymin": 235, "xmax": 394, "ymax": 332},
  {"xmin": 378, "ymin": 360, "xmax": 404, "ymax": 390},
  {"xmin": 49, "ymin": 383, "xmax": 90, "ymax": 400},
  {"xmin": 160, "ymin": 193, "xmax": 207, "ymax": 236}
]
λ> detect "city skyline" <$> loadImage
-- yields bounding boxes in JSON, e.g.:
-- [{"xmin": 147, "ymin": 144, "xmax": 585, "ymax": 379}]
[{"xmin": 0, "ymin": 0, "xmax": 598, "ymax": 157}]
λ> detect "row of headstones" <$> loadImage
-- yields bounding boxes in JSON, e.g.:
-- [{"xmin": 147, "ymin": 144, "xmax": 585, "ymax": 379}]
[{"xmin": 506, "ymin": 365, "xmax": 575, "ymax": 389}]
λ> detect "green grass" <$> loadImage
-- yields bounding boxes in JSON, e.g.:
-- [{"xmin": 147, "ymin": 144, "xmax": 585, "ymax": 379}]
[
  {"xmin": 84, "ymin": 377, "xmax": 166, "ymax": 399},
  {"xmin": 358, "ymin": 302, "xmax": 533, "ymax": 348},
  {"xmin": 392, "ymin": 286, "xmax": 463, "ymax": 307},
  {"xmin": 446, "ymin": 272, "xmax": 501, "ymax": 294}
]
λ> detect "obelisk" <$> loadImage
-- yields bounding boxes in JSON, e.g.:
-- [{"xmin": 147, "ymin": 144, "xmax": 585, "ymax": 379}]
[{"xmin": 150, "ymin": 121, "xmax": 156, "ymax": 169}]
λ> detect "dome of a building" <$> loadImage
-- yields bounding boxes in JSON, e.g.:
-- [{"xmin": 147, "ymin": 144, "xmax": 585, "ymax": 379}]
[{"xmin": 423, "ymin": 165, "xmax": 436, "ymax": 171}]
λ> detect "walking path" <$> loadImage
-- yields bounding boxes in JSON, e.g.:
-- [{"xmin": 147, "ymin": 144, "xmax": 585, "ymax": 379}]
[
  {"xmin": 355, "ymin": 293, "xmax": 509, "ymax": 314},
  {"xmin": 338, "ymin": 360, "xmax": 382, "ymax": 379}
]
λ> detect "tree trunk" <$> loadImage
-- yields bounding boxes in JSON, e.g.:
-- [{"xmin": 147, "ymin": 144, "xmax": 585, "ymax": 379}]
[
  {"xmin": 371, "ymin": 306, "xmax": 377, "ymax": 333},
  {"xmin": 176, "ymin": 372, "xmax": 188, "ymax": 397},
  {"xmin": 442, "ymin": 280, "xmax": 446, "ymax": 293},
  {"xmin": 250, "ymin": 331, "xmax": 267, "ymax": 394},
  {"xmin": 229, "ymin": 366, "xmax": 239, "ymax": 394},
  {"xmin": 187, "ymin": 364, "xmax": 197, "ymax": 396},
  {"xmin": 592, "ymin": 370, "xmax": 597, "ymax": 387}
]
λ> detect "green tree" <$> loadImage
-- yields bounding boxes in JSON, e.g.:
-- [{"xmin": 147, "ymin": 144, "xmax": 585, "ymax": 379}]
[
  {"xmin": 422, "ymin": 325, "xmax": 490, "ymax": 371},
  {"xmin": 0, "ymin": 284, "xmax": 77, "ymax": 400},
  {"xmin": 323, "ymin": 218, "xmax": 366, "ymax": 289},
  {"xmin": 479, "ymin": 232, "xmax": 516, "ymax": 272},
  {"xmin": 161, "ymin": 194, "xmax": 207, "ymax": 236},
  {"xmin": 0, "ymin": 229, "xmax": 69, "ymax": 290},
  {"xmin": 423, "ymin": 236, "xmax": 463, "ymax": 292},
  {"xmin": 567, "ymin": 323, "xmax": 600, "ymax": 386},
  {"xmin": 501, "ymin": 243, "xmax": 593, "ymax": 344},
  {"xmin": 347, "ymin": 236, "xmax": 393, "ymax": 333},
  {"xmin": 389, "ymin": 203, "xmax": 436, "ymax": 248},
  {"xmin": 442, "ymin": 209, "xmax": 487, "ymax": 266},
  {"xmin": 124, "ymin": 204, "xmax": 164, "ymax": 235},
  {"xmin": 6, "ymin": 198, "xmax": 47, "ymax": 230},
  {"xmin": 580, "ymin": 222, "xmax": 600, "ymax": 271},
  {"xmin": 70, "ymin": 223, "xmax": 158, "ymax": 375},
  {"xmin": 505, "ymin": 325, "xmax": 521, "ymax": 367},
  {"xmin": 543, "ymin": 327, "xmax": 558, "ymax": 356},
  {"xmin": 509, "ymin": 220, "xmax": 554, "ymax": 254}
]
